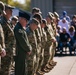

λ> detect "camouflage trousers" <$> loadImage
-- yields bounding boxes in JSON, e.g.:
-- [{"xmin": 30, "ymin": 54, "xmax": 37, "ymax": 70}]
[
  {"xmin": 0, "ymin": 48, "xmax": 13, "ymax": 75},
  {"xmin": 37, "ymin": 47, "xmax": 44, "ymax": 72},
  {"xmin": 48, "ymin": 42, "xmax": 57, "ymax": 65},
  {"xmin": 35, "ymin": 45, "xmax": 41, "ymax": 72},
  {"xmin": 40, "ymin": 44, "xmax": 51, "ymax": 71},
  {"xmin": 46, "ymin": 43, "xmax": 55, "ymax": 66},
  {"xmin": 27, "ymin": 51, "xmax": 37, "ymax": 75}
]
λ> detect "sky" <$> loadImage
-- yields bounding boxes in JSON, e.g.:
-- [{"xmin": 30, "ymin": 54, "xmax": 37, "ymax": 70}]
[{"xmin": 13, "ymin": 0, "xmax": 25, "ymax": 4}]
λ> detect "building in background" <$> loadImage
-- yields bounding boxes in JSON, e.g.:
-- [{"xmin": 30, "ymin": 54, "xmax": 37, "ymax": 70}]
[{"xmin": 31, "ymin": 0, "xmax": 76, "ymax": 18}]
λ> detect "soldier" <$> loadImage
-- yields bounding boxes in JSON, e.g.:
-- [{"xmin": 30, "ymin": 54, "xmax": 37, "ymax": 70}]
[
  {"xmin": 0, "ymin": 4, "xmax": 15, "ymax": 75},
  {"xmin": 26, "ymin": 18, "xmax": 39, "ymax": 75},
  {"xmin": 33, "ymin": 13, "xmax": 44, "ymax": 74},
  {"xmin": 45, "ymin": 12, "xmax": 57, "ymax": 71},
  {"xmin": 0, "ymin": 1, "xmax": 6, "ymax": 71},
  {"xmin": 0, "ymin": 1, "xmax": 6, "ymax": 55},
  {"xmin": 14, "ymin": 10, "xmax": 31, "ymax": 75},
  {"xmin": 38, "ymin": 12, "xmax": 56, "ymax": 73},
  {"xmin": 37, "ymin": 19, "xmax": 47, "ymax": 75},
  {"xmin": 10, "ymin": 16, "xmax": 18, "ymax": 30},
  {"xmin": 32, "ymin": 7, "xmax": 42, "ymax": 15},
  {"xmin": 53, "ymin": 12, "xmax": 60, "ymax": 26}
]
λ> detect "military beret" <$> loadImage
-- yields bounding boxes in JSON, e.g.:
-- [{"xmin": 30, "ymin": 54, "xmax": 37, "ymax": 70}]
[
  {"xmin": 28, "ymin": 18, "xmax": 39, "ymax": 25},
  {"xmin": 32, "ymin": 7, "xmax": 42, "ymax": 14},
  {"xmin": 19, "ymin": 10, "xmax": 31, "ymax": 21}
]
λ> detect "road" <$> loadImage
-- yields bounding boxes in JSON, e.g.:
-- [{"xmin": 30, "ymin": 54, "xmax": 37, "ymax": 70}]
[{"xmin": 45, "ymin": 55, "xmax": 76, "ymax": 75}]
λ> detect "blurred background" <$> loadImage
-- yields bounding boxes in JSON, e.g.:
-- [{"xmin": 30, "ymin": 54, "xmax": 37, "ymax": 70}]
[{"xmin": 1, "ymin": 0, "xmax": 76, "ymax": 18}]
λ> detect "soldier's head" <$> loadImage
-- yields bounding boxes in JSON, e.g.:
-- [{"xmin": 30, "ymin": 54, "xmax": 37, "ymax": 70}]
[
  {"xmin": 46, "ymin": 12, "xmax": 54, "ymax": 24},
  {"xmin": 19, "ymin": 10, "xmax": 30, "ymax": 27},
  {"xmin": 53, "ymin": 12, "xmax": 59, "ymax": 19},
  {"xmin": 53, "ymin": 12, "xmax": 60, "ymax": 23},
  {"xmin": 32, "ymin": 7, "xmax": 42, "ymax": 15},
  {"xmin": 62, "ymin": 27, "xmax": 67, "ymax": 33},
  {"xmin": 11, "ymin": 16, "xmax": 18, "ymax": 26},
  {"xmin": 41, "ymin": 19, "xmax": 47, "ymax": 28},
  {"xmin": 4, "ymin": 4, "xmax": 15, "ymax": 19},
  {"xmin": 29, "ymin": 18, "xmax": 39, "ymax": 30},
  {"xmin": 33, "ymin": 13, "xmax": 42, "ymax": 24},
  {"xmin": 0, "ymin": 1, "xmax": 6, "ymax": 15}
]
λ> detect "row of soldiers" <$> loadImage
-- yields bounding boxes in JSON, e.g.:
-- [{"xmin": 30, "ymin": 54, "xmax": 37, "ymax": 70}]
[
  {"xmin": 0, "ymin": 1, "xmax": 59, "ymax": 75},
  {"xmin": 14, "ymin": 9, "xmax": 58, "ymax": 75}
]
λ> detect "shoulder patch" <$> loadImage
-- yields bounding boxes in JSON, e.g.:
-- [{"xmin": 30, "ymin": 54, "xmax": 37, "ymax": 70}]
[{"xmin": 18, "ymin": 29, "xmax": 23, "ymax": 33}]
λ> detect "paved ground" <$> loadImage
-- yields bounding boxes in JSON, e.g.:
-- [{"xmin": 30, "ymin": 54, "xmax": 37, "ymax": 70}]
[{"xmin": 44, "ymin": 55, "xmax": 76, "ymax": 75}]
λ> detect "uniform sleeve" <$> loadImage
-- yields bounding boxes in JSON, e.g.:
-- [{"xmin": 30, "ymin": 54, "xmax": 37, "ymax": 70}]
[
  {"xmin": 0, "ymin": 25, "xmax": 5, "ymax": 48},
  {"xmin": 14, "ymin": 29, "xmax": 31, "ymax": 52}
]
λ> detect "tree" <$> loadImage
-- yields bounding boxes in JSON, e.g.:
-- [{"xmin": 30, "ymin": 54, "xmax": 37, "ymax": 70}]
[
  {"xmin": 0, "ymin": 0, "xmax": 31, "ymax": 12},
  {"xmin": 24, "ymin": 0, "xmax": 31, "ymax": 11}
]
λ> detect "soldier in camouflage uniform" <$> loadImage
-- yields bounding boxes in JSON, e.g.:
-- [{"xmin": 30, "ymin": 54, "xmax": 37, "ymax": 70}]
[
  {"xmin": 33, "ymin": 13, "xmax": 43, "ymax": 74},
  {"xmin": 26, "ymin": 18, "xmax": 39, "ymax": 75},
  {"xmin": 0, "ymin": 4, "xmax": 15, "ymax": 75},
  {"xmin": 47, "ymin": 12, "xmax": 59, "ymax": 69},
  {"xmin": 45, "ymin": 12, "xmax": 57, "ymax": 71},
  {"xmin": 47, "ymin": 12, "xmax": 58, "ymax": 66},
  {"xmin": 36, "ymin": 19, "xmax": 47, "ymax": 75},
  {"xmin": 38, "ymin": 12, "xmax": 56, "ymax": 73},
  {"xmin": 0, "ymin": 1, "xmax": 6, "ymax": 54},
  {"xmin": 0, "ymin": 2, "xmax": 6, "ymax": 70}
]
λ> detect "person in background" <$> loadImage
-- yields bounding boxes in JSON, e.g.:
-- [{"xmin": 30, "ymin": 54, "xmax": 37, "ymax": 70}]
[
  {"xmin": 71, "ymin": 15, "xmax": 76, "ymax": 30},
  {"xmin": 10, "ymin": 16, "xmax": 18, "ymax": 30},
  {"xmin": 59, "ymin": 27, "xmax": 72, "ymax": 55},
  {"xmin": 60, "ymin": 11, "xmax": 71, "ymax": 22},
  {"xmin": 57, "ymin": 25, "xmax": 62, "ymax": 34},
  {"xmin": 58, "ymin": 18, "xmax": 70, "ymax": 32},
  {"xmin": 68, "ymin": 26, "xmax": 75, "ymax": 44}
]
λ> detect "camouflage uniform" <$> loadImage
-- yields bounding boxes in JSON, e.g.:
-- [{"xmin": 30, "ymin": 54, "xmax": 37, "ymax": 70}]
[
  {"xmin": 38, "ymin": 28, "xmax": 47, "ymax": 72},
  {"xmin": 34, "ymin": 28, "xmax": 41, "ymax": 72},
  {"xmin": 46, "ymin": 23, "xmax": 57, "ymax": 70},
  {"xmin": 36, "ymin": 24, "xmax": 45, "ymax": 72},
  {"xmin": 26, "ymin": 27, "xmax": 37, "ymax": 75},
  {"xmin": 40, "ymin": 24, "xmax": 54, "ymax": 71},
  {"xmin": 0, "ymin": 24, "xmax": 5, "ymax": 49},
  {"xmin": 0, "ymin": 16, "xmax": 14, "ymax": 75},
  {"xmin": 0, "ymin": 24, "xmax": 5, "ymax": 70}
]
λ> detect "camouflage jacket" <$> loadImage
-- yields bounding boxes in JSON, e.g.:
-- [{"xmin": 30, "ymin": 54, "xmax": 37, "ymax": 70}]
[
  {"xmin": 26, "ymin": 27, "xmax": 37, "ymax": 53},
  {"xmin": 0, "ymin": 24, "xmax": 5, "ymax": 50},
  {"xmin": 44, "ymin": 25, "xmax": 54, "ymax": 47},
  {"xmin": 41, "ymin": 28, "xmax": 47, "ymax": 48},
  {"xmin": 0, "ymin": 16, "xmax": 14, "ymax": 50}
]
